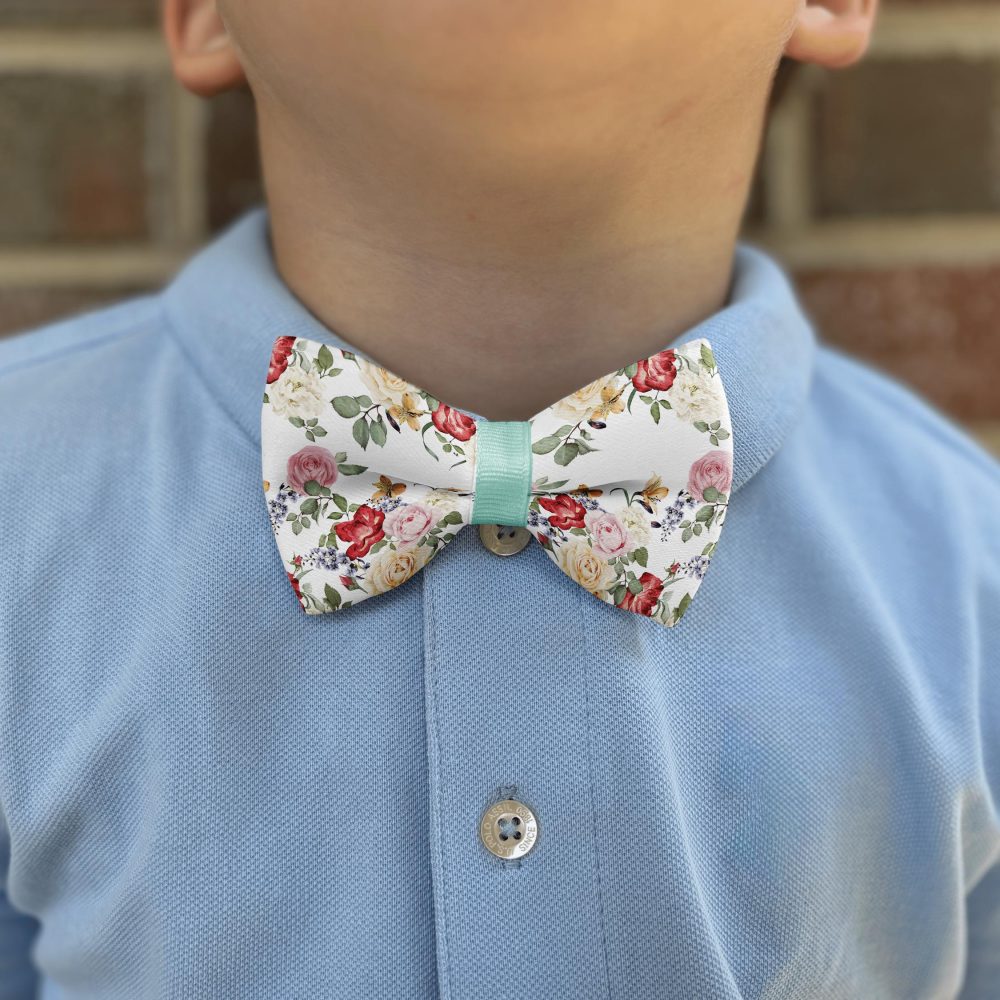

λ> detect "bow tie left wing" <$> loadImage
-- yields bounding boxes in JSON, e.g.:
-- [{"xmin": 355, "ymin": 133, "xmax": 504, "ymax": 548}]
[
  {"xmin": 525, "ymin": 338, "xmax": 732, "ymax": 627},
  {"xmin": 262, "ymin": 335, "xmax": 478, "ymax": 614}
]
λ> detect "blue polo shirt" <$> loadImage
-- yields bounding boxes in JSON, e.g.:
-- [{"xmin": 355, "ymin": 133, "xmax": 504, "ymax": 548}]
[{"xmin": 0, "ymin": 206, "xmax": 998, "ymax": 999}]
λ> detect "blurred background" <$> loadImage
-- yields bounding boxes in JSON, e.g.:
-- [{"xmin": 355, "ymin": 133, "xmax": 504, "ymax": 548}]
[{"xmin": 0, "ymin": 0, "xmax": 997, "ymax": 455}]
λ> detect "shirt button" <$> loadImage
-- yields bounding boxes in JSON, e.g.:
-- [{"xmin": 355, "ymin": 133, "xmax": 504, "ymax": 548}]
[
  {"xmin": 479, "ymin": 798, "xmax": 539, "ymax": 859},
  {"xmin": 478, "ymin": 524, "xmax": 531, "ymax": 556}
]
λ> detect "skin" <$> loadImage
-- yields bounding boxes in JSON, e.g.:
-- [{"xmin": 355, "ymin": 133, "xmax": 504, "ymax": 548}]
[{"xmin": 164, "ymin": 0, "xmax": 878, "ymax": 420}]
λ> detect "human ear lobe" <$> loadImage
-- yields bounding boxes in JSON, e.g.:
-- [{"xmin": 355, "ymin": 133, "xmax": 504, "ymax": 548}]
[
  {"xmin": 783, "ymin": 0, "xmax": 879, "ymax": 70},
  {"xmin": 163, "ymin": 0, "xmax": 246, "ymax": 97}
]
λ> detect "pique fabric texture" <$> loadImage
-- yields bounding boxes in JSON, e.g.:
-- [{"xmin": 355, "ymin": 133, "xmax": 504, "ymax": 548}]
[
  {"xmin": 0, "ymin": 206, "xmax": 998, "ymax": 1000},
  {"xmin": 261, "ymin": 334, "xmax": 732, "ymax": 625}
]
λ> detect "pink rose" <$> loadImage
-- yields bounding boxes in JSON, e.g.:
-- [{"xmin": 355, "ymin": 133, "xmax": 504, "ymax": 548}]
[
  {"xmin": 383, "ymin": 503, "xmax": 435, "ymax": 548},
  {"xmin": 286, "ymin": 445, "xmax": 339, "ymax": 494},
  {"xmin": 584, "ymin": 509, "xmax": 632, "ymax": 559},
  {"xmin": 687, "ymin": 449, "xmax": 732, "ymax": 502}
]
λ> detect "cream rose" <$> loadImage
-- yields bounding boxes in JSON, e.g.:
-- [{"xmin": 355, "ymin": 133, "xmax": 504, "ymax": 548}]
[
  {"xmin": 552, "ymin": 376, "xmax": 621, "ymax": 423},
  {"xmin": 619, "ymin": 506, "xmax": 653, "ymax": 549},
  {"xmin": 269, "ymin": 367, "xmax": 326, "ymax": 420},
  {"xmin": 668, "ymin": 369, "xmax": 724, "ymax": 425},
  {"xmin": 553, "ymin": 538, "xmax": 617, "ymax": 597},
  {"xmin": 365, "ymin": 544, "xmax": 432, "ymax": 596},
  {"xmin": 358, "ymin": 358, "xmax": 412, "ymax": 407},
  {"xmin": 423, "ymin": 488, "xmax": 463, "ymax": 513}
]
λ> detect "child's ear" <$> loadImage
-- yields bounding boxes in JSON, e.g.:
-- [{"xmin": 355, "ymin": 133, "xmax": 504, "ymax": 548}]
[
  {"xmin": 163, "ymin": 0, "xmax": 246, "ymax": 97},
  {"xmin": 783, "ymin": 0, "xmax": 879, "ymax": 70}
]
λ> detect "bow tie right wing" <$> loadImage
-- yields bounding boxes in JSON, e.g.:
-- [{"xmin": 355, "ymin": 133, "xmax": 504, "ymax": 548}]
[
  {"xmin": 525, "ymin": 338, "xmax": 733, "ymax": 628},
  {"xmin": 261, "ymin": 335, "xmax": 477, "ymax": 614}
]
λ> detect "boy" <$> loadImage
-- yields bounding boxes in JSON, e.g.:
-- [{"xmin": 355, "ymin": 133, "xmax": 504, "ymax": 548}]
[{"xmin": 1, "ymin": 0, "xmax": 997, "ymax": 996}]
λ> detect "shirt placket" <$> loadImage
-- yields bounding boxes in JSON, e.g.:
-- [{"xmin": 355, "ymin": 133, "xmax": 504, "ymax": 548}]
[{"xmin": 421, "ymin": 525, "xmax": 612, "ymax": 1000}]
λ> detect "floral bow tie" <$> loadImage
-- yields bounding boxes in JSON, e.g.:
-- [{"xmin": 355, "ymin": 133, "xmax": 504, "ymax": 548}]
[{"xmin": 262, "ymin": 334, "xmax": 732, "ymax": 628}]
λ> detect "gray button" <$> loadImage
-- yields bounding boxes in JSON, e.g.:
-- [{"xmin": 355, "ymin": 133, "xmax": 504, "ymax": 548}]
[
  {"xmin": 479, "ymin": 798, "xmax": 539, "ymax": 859},
  {"xmin": 478, "ymin": 524, "xmax": 531, "ymax": 556}
]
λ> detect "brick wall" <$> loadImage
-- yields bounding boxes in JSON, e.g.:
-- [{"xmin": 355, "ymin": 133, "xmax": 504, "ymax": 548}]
[{"xmin": 1, "ymin": 2, "xmax": 998, "ymax": 454}]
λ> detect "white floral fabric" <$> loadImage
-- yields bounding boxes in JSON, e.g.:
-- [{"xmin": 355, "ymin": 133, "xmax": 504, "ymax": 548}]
[{"xmin": 262, "ymin": 335, "xmax": 732, "ymax": 627}]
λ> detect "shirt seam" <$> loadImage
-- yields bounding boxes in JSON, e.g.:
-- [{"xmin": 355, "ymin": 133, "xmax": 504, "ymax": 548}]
[
  {"xmin": 0, "ymin": 299, "xmax": 161, "ymax": 382},
  {"xmin": 158, "ymin": 298, "xmax": 259, "ymax": 454},
  {"xmin": 577, "ymin": 585, "xmax": 616, "ymax": 1000}
]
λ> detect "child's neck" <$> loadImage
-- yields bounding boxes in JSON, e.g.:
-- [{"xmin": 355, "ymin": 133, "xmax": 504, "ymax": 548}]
[{"xmin": 260, "ymin": 119, "xmax": 753, "ymax": 421}]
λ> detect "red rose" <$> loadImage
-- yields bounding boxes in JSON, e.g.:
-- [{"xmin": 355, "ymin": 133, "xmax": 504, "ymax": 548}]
[
  {"xmin": 668, "ymin": 561, "xmax": 680, "ymax": 575},
  {"xmin": 287, "ymin": 445, "xmax": 339, "ymax": 494},
  {"xmin": 334, "ymin": 505, "xmax": 386, "ymax": 559},
  {"xmin": 267, "ymin": 336, "xmax": 296, "ymax": 384},
  {"xmin": 432, "ymin": 403, "xmax": 477, "ymax": 442},
  {"xmin": 286, "ymin": 571, "xmax": 304, "ymax": 604},
  {"xmin": 631, "ymin": 349, "xmax": 677, "ymax": 393},
  {"xmin": 538, "ymin": 493, "xmax": 587, "ymax": 530},
  {"xmin": 339, "ymin": 575, "xmax": 353, "ymax": 589},
  {"xmin": 616, "ymin": 571, "xmax": 664, "ymax": 617}
]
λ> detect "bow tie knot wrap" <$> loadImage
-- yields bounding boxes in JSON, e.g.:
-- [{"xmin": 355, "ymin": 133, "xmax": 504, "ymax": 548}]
[{"xmin": 262, "ymin": 335, "xmax": 733, "ymax": 628}]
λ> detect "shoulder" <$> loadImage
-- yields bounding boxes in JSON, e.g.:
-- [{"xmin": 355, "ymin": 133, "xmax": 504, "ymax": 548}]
[
  {"xmin": 0, "ymin": 292, "xmax": 182, "ymax": 494},
  {"xmin": 809, "ymin": 341, "xmax": 1000, "ymax": 500},
  {"xmin": 0, "ymin": 292, "xmax": 169, "ymax": 414}
]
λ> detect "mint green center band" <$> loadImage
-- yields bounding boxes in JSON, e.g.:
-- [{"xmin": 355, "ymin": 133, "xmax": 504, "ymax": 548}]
[{"xmin": 470, "ymin": 420, "xmax": 532, "ymax": 526}]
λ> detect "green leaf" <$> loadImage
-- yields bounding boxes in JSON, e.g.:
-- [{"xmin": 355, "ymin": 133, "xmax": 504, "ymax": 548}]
[
  {"xmin": 715, "ymin": 429, "xmax": 730, "ymax": 440},
  {"xmin": 300, "ymin": 498, "xmax": 319, "ymax": 516},
  {"xmin": 695, "ymin": 504, "xmax": 714, "ymax": 523},
  {"xmin": 613, "ymin": 583, "xmax": 627, "ymax": 605},
  {"xmin": 554, "ymin": 425, "xmax": 575, "ymax": 437},
  {"xmin": 710, "ymin": 420, "xmax": 720, "ymax": 430},
  {"xmin": 443, "ymin": 443, "xmax": 452, "ymax": 453},
  {"xmin": 553, "ymin": 441, "xmax": 580, "ymax": 466},
  {"xmin": 574, "ymin": 438, "xmax": 597, "ymax": 455},
  {"xmin": 333, "ymin": 396, "xmax": 361, "ymax": 418},
  {"xmin": 693, "ymin": 420, "xmax": 709, "ymax": 432},
  {"xmin": 639, "ymin": 395, "xmax": 653, "ymax": 404},
  {"xmin": 628, "ymin": 577, "xmax": 643, "ymax": 595},
  {"xmin": 675, "ymin": 592, "xmax": 693, "ymax": 621},
  {"xmin": 632, "ymin": 546, "xmax": 648, "ymax": 567},
  {"xmin": 693, "ymin": 522, "xmax": 702, "ymax": 536},
  {"xmin": 627, "ymin": 387, "xmax": 637, "ymax": 413},
  {"xmin": 532, "ymin": 435, "xmax": 562, "ymax": 455},
  {"xmin": 370, "ymin": 417, "xmax": 387, "ymax": 447},
  {"xmin": 650, "ymin": 401, "xmax": 660, "ymax": 424},
  {"xmin": 700, "ymin": 343, "xmax": 716, "ymax": 370},
  {"xmin": 289, "ymin": 416, "xmax": 305, "ymax": 428},
  {"xmin": 355, "ymin": 394, "xmax": 373, "ymax": 409},
  {"xmin": 337, "ymin": 463, "xmax": 367, "ymax": 476},
  {"xmin": 702, "ymin": 487, "xmax": 720, "ymax": 503},
  {"xmin": 292, "ymin": 521, "xmax": 303, "ymax": 535},
  {"xmin": 333, "ymin": 493, "xmax": 349, "ymax": 511},
  {"xmin": 623, "ymin": 362, "xmax": 638, "ymax": 378},
  {"xmin": 305, "ymin": 430, "xmax": 315, "ymax": 442},
  {"xmin": 710, "ymin": 435, "xmax": 719, "ymax": 446},
  {"xmin": 334, "ymin": 451, "xmax": 347, "ymax": 463},
  {"xmin": 681, "ymin": 526, "xmax": 693, "ymax": 543},
  {"xmin": 328, "ymin": 368, "xmax": 343, "ymax": 378},
  {"xmin": 317, "ymin": 344, "xmax": 334, "ymax": 372},
  {"xmin": 442, "ymin": 510, "xmax": 464, "ymax": 525},
  {"xmin": 304, "ymin": 480, "xmax": 324, "ymax": 496},
  {"xmin": 324, "ymin": 583, "xmax": 342, "ymax": 610},
  {"xmin": 353, "ymin": 417, "xmax": 370, "ymax": 449}
]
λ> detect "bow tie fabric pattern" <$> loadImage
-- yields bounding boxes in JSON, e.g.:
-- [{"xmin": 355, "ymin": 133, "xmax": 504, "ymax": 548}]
[{"xmin": 262, "ymin": 334, "xmax": 733, "ymax": 628}]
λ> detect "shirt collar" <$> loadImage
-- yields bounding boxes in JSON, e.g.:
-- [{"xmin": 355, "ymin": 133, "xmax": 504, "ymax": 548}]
[{"xmin": 162, "ymin": 205, "xmax": 816, "ymax": 494}]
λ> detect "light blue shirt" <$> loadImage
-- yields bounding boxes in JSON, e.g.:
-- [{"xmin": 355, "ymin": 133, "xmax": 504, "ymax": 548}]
[{"xmin": 1, "ymin": 206, "xmax": 998, "ymax": 999}]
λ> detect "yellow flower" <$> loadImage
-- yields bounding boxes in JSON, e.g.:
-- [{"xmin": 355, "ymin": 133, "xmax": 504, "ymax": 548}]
[
  {"xmin": 262, "ymin": 480, "xmax": 270, "ymax": 493},
  {"xmin": 589, "ymin": 382, "xmax": 626, "ymax": 421},
  {"xmin": 572, "ymin": 484, "xmax": 603, "ymax": 500},
  {"xmin": 640, "ymin": 474, "xmax": 670, "ymax": 509},
  {"xmin": 370, "ymin": 474, "xmax": 407, "ymax": 502},
  {"xmin": 387, "ymin": 391, "xmax": 425, "ymax": 432}
]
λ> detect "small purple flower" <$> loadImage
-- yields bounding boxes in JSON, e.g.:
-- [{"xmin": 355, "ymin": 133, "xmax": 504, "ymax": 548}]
[{"xmin": 686, "ymin": 554, "xmax": 711, "ymax": 580}]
